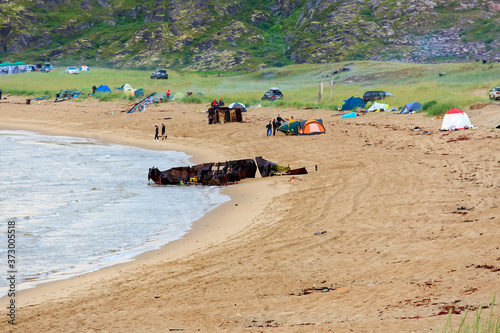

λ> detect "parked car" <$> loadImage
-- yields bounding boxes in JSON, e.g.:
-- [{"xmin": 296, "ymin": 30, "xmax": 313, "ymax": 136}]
[
  {"xmin": 261, "ymin": 87, "xmax": 284, "ymax": 101},
  {"xmin": 43, "ymin": 62, "xmax": 55, "ymax": 71},
  {"xmin": 362, "ymin": 91, "xmax": 392, "ymax": 102},
  {"xmin": 151, "ymin": 69, "xmax": 168, "ymax": 79},
  {"xmin": 489, "ymin": 87, "xmax": 500, "ymax": 100},
  {"xmin": 65, "ymin": 66, "xmax": 79, "ymax": 74}
]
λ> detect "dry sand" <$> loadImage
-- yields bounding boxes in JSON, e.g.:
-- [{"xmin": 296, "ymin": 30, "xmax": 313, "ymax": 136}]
[{"xmin": 0, "ymin": 96, "xmax": 499, "ymax": 332}]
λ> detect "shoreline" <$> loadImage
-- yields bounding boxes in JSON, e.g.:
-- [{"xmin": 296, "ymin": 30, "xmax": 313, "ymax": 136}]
[{"xmin": 0, "ymin": 124, "xmax": 284, "ymax": 307}]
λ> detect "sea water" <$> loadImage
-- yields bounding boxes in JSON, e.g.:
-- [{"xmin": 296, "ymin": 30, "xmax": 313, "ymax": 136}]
[{"xmin": 0, "ymin": 130, "xmax": 229, "ymax": 295}]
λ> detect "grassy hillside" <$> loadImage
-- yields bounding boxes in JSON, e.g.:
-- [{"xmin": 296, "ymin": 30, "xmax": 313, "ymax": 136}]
[
  {"xmin": 1, "ymin": 0, "xmax": 499, "ymax": 70},
  {"xmin": 1, "ymin": 61, "xmax": 499, "ymax": 115}
]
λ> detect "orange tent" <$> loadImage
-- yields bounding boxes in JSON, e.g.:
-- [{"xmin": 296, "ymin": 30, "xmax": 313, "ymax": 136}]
[{"xmin": 298, "ymin": 119, "xmax": 325, "ymax": 135}]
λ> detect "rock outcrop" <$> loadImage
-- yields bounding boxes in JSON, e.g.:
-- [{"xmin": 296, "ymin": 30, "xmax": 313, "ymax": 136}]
[{"xmin": 0, "ymin": 0, "xmax": 498, "ymax": 69}]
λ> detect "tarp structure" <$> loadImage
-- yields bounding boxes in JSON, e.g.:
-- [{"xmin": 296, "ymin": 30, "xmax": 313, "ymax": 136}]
[
  {"xmin": 79, "ymin": 66, "xmax": 90, "ymax": 71},
  {"xmin": 208, "ymin": 107, "xmax": 243, "ymax": 124},
  {"xmin": 401, "ymin": 102, "xmax": 422, "ymax": 114},
  {"xmin": 55, "ymin": 88, "xmax": 83, "ymax": 101},
  {"xmin": 0, "ymin": 61, "xmax": 29, "ymax": 75},
  {"xmin": 368, "ymin": 102, "xmax": 389, "ymax": 112},
  {"xmin": 341, "ymin": 96, "xmax": 366, "ymax": 111},
  {"xmin": 95, "ymin": 85, "xmax": 112, "ymax": 93},
  {"xmin": 278, "ymin": 119, "xmax": 325, "ymax": 135},
  {"xmin": 341, "ymin": 112, "xmax": 356, "ymax": 119},
  {"xmin": 228, "ymin": 102, "xmax": 247, "ymax": 112},
  {"xmin": 128, "ymin": 93, "xmax": 155, "ymax": 113},
  {"xmin": 440, "ymin": 108, "xmax": 473, "ymax": 131}
]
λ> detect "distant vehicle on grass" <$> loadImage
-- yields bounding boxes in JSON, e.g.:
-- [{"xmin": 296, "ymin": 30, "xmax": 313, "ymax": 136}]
[
  {"xmin": 151, "ymin": 69, "xmax": 168, "ymax": 79},
  {"xmin": 489, "ymin": 87, "xmax": 500, "ymax": 100},
  {"xmin": 362, "ymin": 91, "xmax": 393, "ymax": 102},
  {"xmin": 261, "ymin": 87, "xmax": 283, "ymax": 101},
  {"xmin": 65, "ymin": 66, "xmax": 79, "ymax": 74}
]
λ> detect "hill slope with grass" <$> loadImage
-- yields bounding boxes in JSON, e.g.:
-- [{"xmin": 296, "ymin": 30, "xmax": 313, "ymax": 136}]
[
  {"xmin": 4, "ymin": 61, "xmax": 499, "ymax": 117},
  {"xmin": 0, "ymin": 0, "xmax": 499, "ymax": 70}
]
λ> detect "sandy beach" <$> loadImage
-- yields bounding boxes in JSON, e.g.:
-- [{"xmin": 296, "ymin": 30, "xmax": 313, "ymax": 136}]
[{"xmin": 1, "ymin": 96, "xmax": 499, "ymax": 332}]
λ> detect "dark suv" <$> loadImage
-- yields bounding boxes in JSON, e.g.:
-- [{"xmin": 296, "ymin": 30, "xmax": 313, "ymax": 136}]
[
  {"xmin": 261, "ymin": 87, "xmax": 284, "ymax": 101},
  {"xmin": 151, "ymin": 70, "xmax": 168, "ymax": 79},
  {"xmin": 362, "ymin": 91, "xmax": 390, "ymax": 102}
]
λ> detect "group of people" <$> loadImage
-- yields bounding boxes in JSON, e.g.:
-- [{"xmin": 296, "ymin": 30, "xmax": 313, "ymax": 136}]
[
  {"xmin": 266, "ymin": 114, "xmax": 288, "ymax": 136},
  {"xmin": 211, "ymin": 98, "xmax": 225, "ymax": 108},
  {"xmin": 154, "ymin": 124, "xmax": 167, "ymax": 141}
]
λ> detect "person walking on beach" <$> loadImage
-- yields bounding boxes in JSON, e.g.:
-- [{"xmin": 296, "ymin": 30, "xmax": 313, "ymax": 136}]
[
  {"xmin": 272, "ymin": 118, "xmax": 278, "ymax": 136},
  {"xmin": 161, "ymin": 123, "xmax": 166, "ymax": 140},
  {"xmin": 154, "ymin": 125, "xmax": 159, "ymax": 141},
  {"xmin": 266, "ymin": 121, "xmax": 272, "ymax": 137}
]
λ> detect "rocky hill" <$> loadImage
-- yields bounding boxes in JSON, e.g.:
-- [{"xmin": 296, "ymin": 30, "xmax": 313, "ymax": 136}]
[{"xmin": 1, "ymin": 0, "xmax": 499, "ymax": 71}]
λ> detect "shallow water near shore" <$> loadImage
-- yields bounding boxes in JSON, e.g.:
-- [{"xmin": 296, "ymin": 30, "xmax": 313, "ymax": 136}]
[{"xmin": 0, "ymin": 130, "xmax": 229, "ymax": 295}]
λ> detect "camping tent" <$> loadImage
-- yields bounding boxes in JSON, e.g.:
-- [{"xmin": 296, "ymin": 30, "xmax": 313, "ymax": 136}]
[
  {"xmin": 80, "ymin": 66, "xmax": 90, "ymax": 71},
  {"xmin": 228, "ymin": 102, "xmax": 247, "ymax": 112},
  {"xmin": 368, "ymin": 102, "xmax": 389, "ymax": 112},
  {"xmin": 341, "ymin": 96, "xmax": 366, "ymax": 111},
  {"xmin": 401, "ymin": 102, "xmax": 422, "ymax": 114},
  {"xmin": 133, "ymin": 88, "xmax": 145, "ymax": 97},
  {"xmin": 172, "ymin": 92, "xmax": 184, "ymax": 100},
  {"xmin": 440, "ymin": 108, "xmax": 472, "ymax": 131},
  {"xmin": 95, "ymin": 85, "xmax": 111, "ymax": 93},
  {"xmin": 278, "ymin": 119, "xmax": 325, "ymax": 135},
  {"xmin": 299, "ymin": 119, "xmax": 325, "ymax": 135},
  {"xmin": 116, "ymin": 83, "xmax": 133, "ymax": 92},
  {"xmin": 277, "ymin": 121, "xmax": 301, "ymax": 135}
]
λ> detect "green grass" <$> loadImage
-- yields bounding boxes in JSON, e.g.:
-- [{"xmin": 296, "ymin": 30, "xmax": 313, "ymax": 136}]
[
  {"xmin": 2, "ymin": 61, "xmax": 499, "ymax": 115},
  {"xmin": 441, "ymin": 295, "xmax": 500, "ymax": 333}
]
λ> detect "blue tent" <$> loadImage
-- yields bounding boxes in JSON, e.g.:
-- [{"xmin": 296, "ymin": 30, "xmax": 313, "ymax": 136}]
[
  {"xmin": 95, "ymin": 85, "xmax": 111, "ymax": 93},
  {"xmin": 341, "ymin": 96, "xmax": 366, "ymax": 111},
  {"xmin": 401, "ymin": 102, "xmax": 422, "ymax": 114}
]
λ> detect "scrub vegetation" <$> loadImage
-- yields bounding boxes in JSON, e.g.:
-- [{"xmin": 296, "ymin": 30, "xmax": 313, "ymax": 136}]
[{"xmin": 3, "ymin": 61, "xmax": 499, "ymax": 116}]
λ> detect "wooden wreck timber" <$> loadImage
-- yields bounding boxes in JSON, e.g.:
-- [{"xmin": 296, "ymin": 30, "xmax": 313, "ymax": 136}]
[
  {"xmin": 148, "ymin": 159, "xmax": 257, "ymax": 186},
  {"xmin": 148, "ymin": 157, "xmax": 308, "ymax": 186}
]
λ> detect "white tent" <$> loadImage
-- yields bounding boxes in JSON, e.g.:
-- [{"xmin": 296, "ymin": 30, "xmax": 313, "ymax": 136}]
[
  {"xmin": 368, "ymin": 102, "xmax": 389, "ymax": 112},
  {"xmin": 80, "ymin": 65, "xmax": 90, "ymax": 71},
  {"xmin": 441, "ymin": 109, "xmax": 472, "ymax": 131},
  {"xmin": 123, "ymin": 84, "xmax": 133, "ymax": 92}
]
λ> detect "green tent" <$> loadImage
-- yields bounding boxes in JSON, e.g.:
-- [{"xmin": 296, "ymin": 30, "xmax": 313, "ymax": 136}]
[
  {"xmin": 277, "ymin": 121, "xmax": 301, "ymax": 135},
  {"xmin": 172, "ymin": 92, "xmax": 184, "ymax": 100},
  {"xmin": 56, "ymin": 88, "xmax": 83, "ymax": 99}
]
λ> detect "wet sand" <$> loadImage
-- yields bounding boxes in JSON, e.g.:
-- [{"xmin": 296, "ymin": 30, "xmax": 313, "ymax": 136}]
[{"xmin": 0, "ymin": 96, "xmax": 499, "ymax": 332}]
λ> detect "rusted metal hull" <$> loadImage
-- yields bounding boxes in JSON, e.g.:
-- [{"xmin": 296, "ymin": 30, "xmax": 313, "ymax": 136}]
[{"xmin": 148, "ymin": 159, "xmax": 257, "ymax": 186}]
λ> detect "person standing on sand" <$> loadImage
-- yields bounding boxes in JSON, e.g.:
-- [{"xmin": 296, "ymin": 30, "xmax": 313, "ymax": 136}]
[
  {"xmin": 154, "ymin": 125, "xmax": 159, "ymax": 141},
  {"xmin": 161, "ymin": 123, "xmax": 166, "ymax": 140},
  {"xmin": 276, "ymin": 114, "xmax": 285, "ymax": 127},
  {"xmin": 266, "ymin": 121, "xmax": 272, "ymax": 137},
  {"xmin": 272, "ymin": 118, "xmax": 278, "ymax": 136},
  {"xmin": 166, "ymin": 89, "xmax": 170, "ymax": 100}
]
